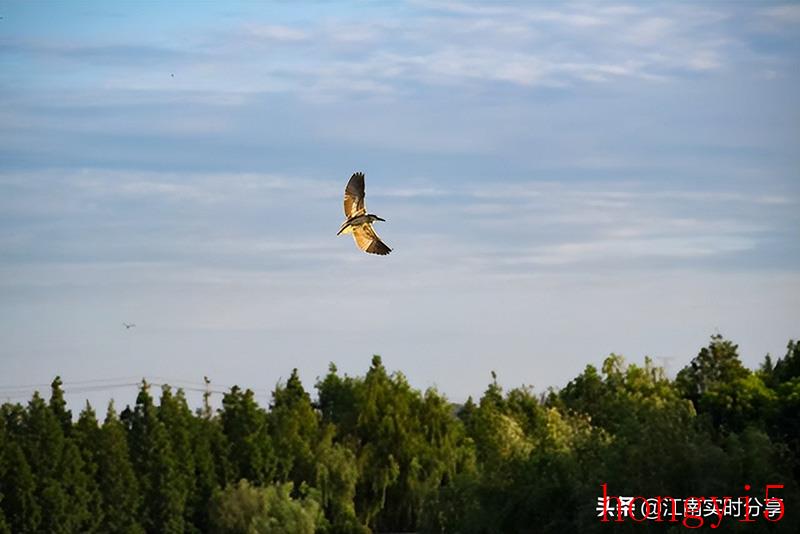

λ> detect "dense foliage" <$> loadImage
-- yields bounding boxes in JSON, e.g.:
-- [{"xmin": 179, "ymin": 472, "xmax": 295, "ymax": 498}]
[{"xmin": 1, "ymin": 336, "xmax": 798, "ymax": 532}]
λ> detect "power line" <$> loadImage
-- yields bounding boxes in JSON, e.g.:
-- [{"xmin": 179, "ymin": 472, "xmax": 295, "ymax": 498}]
[
  {"xmin": 0, "ymin": 375, "xmax": 237, "ymax": 391},
  {"xmin": 0, "ymin": 375, "xmax": 144, "ymax": 390},
  {"xmin": 0, "ymin": 378, "xmax": 238, "ymax": 399}
]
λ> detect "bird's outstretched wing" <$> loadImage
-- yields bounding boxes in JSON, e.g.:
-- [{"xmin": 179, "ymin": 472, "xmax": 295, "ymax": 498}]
[
  {"xmin": 352, "ymin": 223, "xmax": 391, "ymax": 255},
  {"xmin": 344, "ymin": 172, "xmax": 366, "ymax": 218}
]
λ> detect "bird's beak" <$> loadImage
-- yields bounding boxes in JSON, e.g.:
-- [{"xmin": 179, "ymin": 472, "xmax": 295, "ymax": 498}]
[{"xmin": 376, "ymin": 217, "xmax": 386, "ymax": 222}]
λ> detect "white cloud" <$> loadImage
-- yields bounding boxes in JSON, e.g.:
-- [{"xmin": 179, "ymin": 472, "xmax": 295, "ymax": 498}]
[
  {"xmin": 687, "ymin": 50, "xmax": 722, "ymax": 71},
  {"xmin": 624, "ymin": 16, "xmax": 675, "ymax": 46},
  {"xmin": 244, "ymin": 24, "xmax": 309, "ymax": 42},
  {"xmin": 514, "ymin": 235, "xmax": 756, "ymax": 266},
  {"xmin": 760, "ymin": 4, "xmax": 800, "ymax": 25},
  {"xmin": 3, "ymin": 1, "xmax": 750, "ymax": 100},
  {"xmin": 377, "ymin": 187, "xmax": 446, "ymax": 198}
]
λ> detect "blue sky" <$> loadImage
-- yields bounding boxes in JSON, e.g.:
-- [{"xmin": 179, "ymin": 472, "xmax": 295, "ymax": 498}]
[{"xmin": 1, "ymin": 1, "xmax": 798, "ymax": 410}]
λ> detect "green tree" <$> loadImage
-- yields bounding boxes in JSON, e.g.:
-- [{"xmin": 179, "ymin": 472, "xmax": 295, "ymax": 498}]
[
  {"xmin": 0, "ymin": 409, "xmax": 6, "ymax": 530},
  {"xmin": 350, "ymin": 356, "xmax": 402, "ymax": 527},
  {"xmin": 465, "ymin": 375, "xmax": 531, "ymax": 470},
  {"xmin": 676, "ymin": 334, "xmax": 749, "ymax": 406},
  {"xmin": 268, "ymin": 369, "xmax": 320, "ymax": 488},
  {"xmin": 96, "ymin": 401, "xmax": 144, "ymax": 534},
  {"xmin": 128, "ymin": 382, "xmax": 185, "ymax": 533},
  {"xmin": 0, "ymin": 403, "xmax": 24, "ymax": 534},
  {"xmin": 189, "ymin": 415, "xmax": 226, "ymax": 532},
  {"xmin": 21, "ymin": 392, "xmax": 63, "ymax": 486},
  {"xmin": 772, "ymin": 339, "xmax": 800, "ymax": 384},
  {"xmin": 73, "ymin": 402, "xmax": 104, "ymax": 532},
  {"xmin": 699, "ymin": 372, "xmax": 776, "ymax": 432},
  {"xmin": 314, "ymin": 426, "xmax": 366, "ymax": 533},
  {"xmin": 317, "ymin": 363, "xmax": 360, "ymax": 433},
  {"xmin": 0, "ymin": 507, "xmax": 8, "ymax": 534},
  {"xmin": 52, "ymin": 439, "xmax": 95, "ymax": 532},
  {"xmin": 677, "ymin": 336, "xmax": 776, "ymax": 433},
  {"xmin": 767, "ymin": 340, "xmax": 800, "ymax": 480},
  {"xmin": 209, "ymin": 480, "xmax": 322, "ymax": 534},
  {"xmin": 158, "ymin": 386, "xmax": 198, "ymax": 531},
  {"xmin": 0, "ymin": 441, "xmax": 40, "ymax": 533},
  {"xmin": 49, "ymin": 376, "xmax": 72, "ymax": 436},
  {"xmin": 321, "ymin": 356, "xmax": 468, "ymax": 531},
  {"xmin": 97, "ymin": 402, "xmax": 144, "ymax": 534},
  {"xmin": 22, "ymin": 391, "xmax": 79, "ymax": 533},
  {"xmin": 220, "ymin": 386, "xmax": 274, "ymax": 484}
]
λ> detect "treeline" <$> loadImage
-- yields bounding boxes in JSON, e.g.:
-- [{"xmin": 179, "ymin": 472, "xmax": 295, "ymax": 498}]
[{"xmin": 0, "ymin": 335, "xmax": 798, "ymax": 533}]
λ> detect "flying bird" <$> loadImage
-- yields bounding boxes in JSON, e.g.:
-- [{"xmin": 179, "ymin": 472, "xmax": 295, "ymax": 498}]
[
  {"xmin": 337, "ymin": 172, "xmax": 391, "ymax": 255},
  {"xmin": 123, "ymin": 323, "xmax": 136, "ymax": 329}
]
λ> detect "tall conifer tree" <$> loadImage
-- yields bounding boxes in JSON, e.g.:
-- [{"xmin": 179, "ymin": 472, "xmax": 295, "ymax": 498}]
[
  {"xmin": 98, "ymin": 402, "xmax": 144, "ymax": 534},
  {"xmin": 269, "ymin": 369, "xmax": 320, "ymax": 487},
  {"xmin": 158, "ymin": 386, "xmax": 197, "ymax": 531},
  {"xmin": 128, "ymin": 382, "xmax": 185, "ymax": 533},
  {"xmin": 0, "ymin": 441, "xmax": 40, "ymax": 533},
  {"xmin": 220, "ymin": 386, "xmax": 274, "ymax": 484}
]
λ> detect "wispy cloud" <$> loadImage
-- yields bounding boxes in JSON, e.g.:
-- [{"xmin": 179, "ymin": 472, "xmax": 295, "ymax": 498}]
[
  {"xmin": 760, "ymin": 4, "xmax": 800, "ymax": 25},
  {"xmin": 507, "ymin": 235, "xmax": 755, "ymax": 266},
  {"xmin": 0, "ymin": 40, "xmax": 195, "ymax": 65},
  {"xmin": 2, "ymin": 167, "xmax": 786, "ymax": 278},
  {"xmin": 0, "ymin": 1, "xmax": 760, "ymax": 99},
  {"xmin": 243, "ymin": 24, "xmax": 309, "ymax": 43}
]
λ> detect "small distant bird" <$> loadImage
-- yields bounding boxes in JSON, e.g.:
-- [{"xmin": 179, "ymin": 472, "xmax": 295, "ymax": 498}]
[
  {"xmin": 170, "ymin": 73, "xmax": 174, "ymax": 77},
  {"xmin": 123, "ymin": 323, "xmax": 136, "ymax": 329},
  {"xmin": 337, "ymin": 172, "xmax": 391, "ymax": 255}
]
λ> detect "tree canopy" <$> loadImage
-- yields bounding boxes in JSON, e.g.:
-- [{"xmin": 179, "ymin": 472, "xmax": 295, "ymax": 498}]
[{"xmin": 1, "ymin": 335, "xmax": 798, "ymax": 533}]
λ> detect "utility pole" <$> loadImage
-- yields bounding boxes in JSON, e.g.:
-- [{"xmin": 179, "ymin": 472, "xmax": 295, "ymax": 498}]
[{"xmin": 202, "ymin": 375, "xmax": 212, "ymax": 419}]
